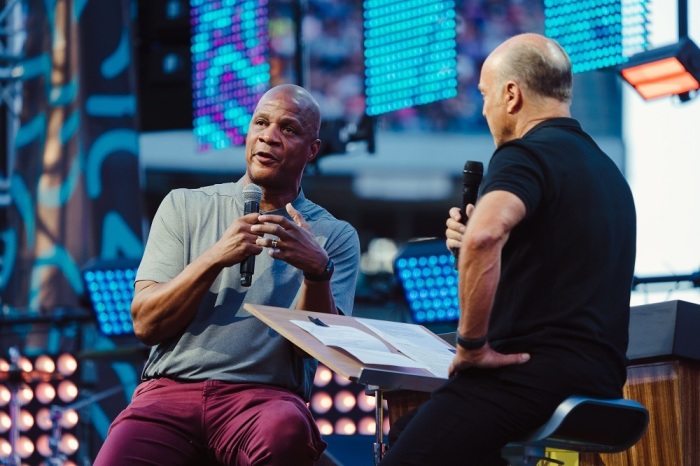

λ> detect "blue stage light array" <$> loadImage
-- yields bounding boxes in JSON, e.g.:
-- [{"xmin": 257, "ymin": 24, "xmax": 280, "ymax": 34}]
[
  {"xmin": 394, "ymin": 238, "xmax": 459, "ymax": 324},
  {"xmin": 544, "ymin": 0, "xmax": 649, "ymax": 73},
  {"xmin": 82, "ymin": 260, "xmax": 140, "ymax": 337},
  {"xmin": 191, "ymin": 0, "xmax": 270, "ymax": 151},
  {"xmin": 363, "ymin": 0, "xmax": 458, "ymax": 116}
]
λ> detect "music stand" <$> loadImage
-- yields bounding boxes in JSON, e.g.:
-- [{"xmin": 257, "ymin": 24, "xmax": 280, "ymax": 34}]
[{"xmin": 244, "ymin": 304, "xmax": 451, "ymax": 465}]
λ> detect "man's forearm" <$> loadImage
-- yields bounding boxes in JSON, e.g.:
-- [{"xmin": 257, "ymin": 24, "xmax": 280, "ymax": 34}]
[
  {"xmin": 296, "ymin": 280, "xmax": 338, "ymax": 314},
  {"xmin": 131, "ymin": 252, "xmax": 224, "ymax": 345}
]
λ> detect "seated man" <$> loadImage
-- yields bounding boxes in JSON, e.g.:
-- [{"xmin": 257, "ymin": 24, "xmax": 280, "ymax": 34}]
[
  {"xmin": 94, "ymin": 84, "xmax": 361, "ymax": 466},
  {"xmin": 380, "ymin": 33, "xmax": 636, "ymax": 466}
]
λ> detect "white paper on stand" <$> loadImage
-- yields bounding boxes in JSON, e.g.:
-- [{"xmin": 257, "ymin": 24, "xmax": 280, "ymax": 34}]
[
  {"xmin": 355, "ymin": 318, "xmax": 455, "ymax": 378},
  {"xmin": 291, "ymin": 320, "xmax": 430, "ymax": 370}
]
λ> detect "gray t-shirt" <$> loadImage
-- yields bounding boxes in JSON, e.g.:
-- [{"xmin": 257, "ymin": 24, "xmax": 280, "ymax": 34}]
[{"xmin": 136, "ymin": 179, "xmax": 360, "ymax": 400}]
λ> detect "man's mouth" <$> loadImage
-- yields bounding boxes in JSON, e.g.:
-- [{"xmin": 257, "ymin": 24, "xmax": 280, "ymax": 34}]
[{"xmin": 254, "ymin": 151, "xmax": 277, "ymax": 163}]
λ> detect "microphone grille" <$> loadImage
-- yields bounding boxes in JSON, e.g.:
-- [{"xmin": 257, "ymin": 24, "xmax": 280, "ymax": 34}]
[
  {"xmin": 463, "ymin": 161, "xmax": 484, "ymax": 183},
  {"xmin": 242, "ymin": 183, "xmax": 263, "ymax": 202}
]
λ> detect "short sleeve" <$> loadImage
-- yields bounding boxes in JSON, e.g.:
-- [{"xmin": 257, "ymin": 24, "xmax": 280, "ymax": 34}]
[
  {"xmin": 481, "ymin": 144, "xmax": 545, "ymax": 218},
  {"xmin": 135, "ymin": 190, "xmax": 187, "ymax": 283},
  {"xmin": 326, "ymin": 223, "xmax": 361, "ymax": 315}
]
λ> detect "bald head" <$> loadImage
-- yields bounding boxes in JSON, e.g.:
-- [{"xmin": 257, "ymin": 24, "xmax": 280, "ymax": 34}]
[
  {"xmin": 488, "ymin": 33, "xmax": 573, "ymax": 103},
  {"xmin": 257, "ymin": 84, "xmax": 322, "ymax": 139}
]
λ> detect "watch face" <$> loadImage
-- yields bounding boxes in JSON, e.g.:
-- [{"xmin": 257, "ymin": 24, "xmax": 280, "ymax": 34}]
[{"xmin": 325, "ymin": 260, "xmax": 334, "ymax": 276}]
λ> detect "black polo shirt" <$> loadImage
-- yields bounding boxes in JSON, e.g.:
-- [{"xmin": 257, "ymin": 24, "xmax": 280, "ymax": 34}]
[{"xmin": 481, "ymin": 118, "xmax": 636, "ymax": 397}]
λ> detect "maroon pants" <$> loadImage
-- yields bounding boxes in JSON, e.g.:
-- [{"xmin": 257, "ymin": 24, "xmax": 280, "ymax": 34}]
[{"xmin": 93, "ymin": 379, "xmax": 326, "ymax": 466}]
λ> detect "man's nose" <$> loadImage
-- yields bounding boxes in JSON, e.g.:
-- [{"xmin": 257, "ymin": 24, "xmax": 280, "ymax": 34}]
[{"xmin": 259, "ymin": 125, "xmax": 281, "ymax": 144}]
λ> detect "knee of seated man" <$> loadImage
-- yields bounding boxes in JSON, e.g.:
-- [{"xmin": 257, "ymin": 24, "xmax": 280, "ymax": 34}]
[
  {"xmin": 258, "ymin": 401, "xmax": 316, "ymax": 449},
  {"xmin": 252, "ymin": 402, "xmax": 322, "ymax": 465}
]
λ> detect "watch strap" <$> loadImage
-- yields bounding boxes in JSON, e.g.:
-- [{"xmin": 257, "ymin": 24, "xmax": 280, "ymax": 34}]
[
  {"xmin": 304, "ymin": 258, "xmax": 334, "ymax": 282},
  {"xmin": 456, "ymin": 333, "xmax": 487, "ymax": 350}
]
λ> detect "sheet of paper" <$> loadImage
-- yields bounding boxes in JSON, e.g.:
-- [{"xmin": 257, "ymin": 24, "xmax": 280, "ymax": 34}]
[
  {"xmin": 335, "ymin": 347, "xmax": 429, "ymax": 369},
  {"xmin": 291, "ymin": 320, "xmax": 428, "ymax": 369},
  {"xmin": 355, "ymin": 317, "xmax": 455, "ymax": 378},
  {"xmin": 292, "ymin": 320, "xmax": 389, "ymax": 352}
]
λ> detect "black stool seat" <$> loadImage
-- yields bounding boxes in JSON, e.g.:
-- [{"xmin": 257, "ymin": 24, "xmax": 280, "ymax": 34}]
[{"xmin": 501, "ymin": 396, "xmax": 648, "ymax": 466}]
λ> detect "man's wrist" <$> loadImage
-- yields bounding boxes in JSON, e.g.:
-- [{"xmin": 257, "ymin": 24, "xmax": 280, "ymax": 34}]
[
  {"xmin": 304, "ymin": 258, "xmax": 334, "ymax": 282},
  {"xmin": 456, "ymin": 333, "xmax": 487, "ymax": 350}
]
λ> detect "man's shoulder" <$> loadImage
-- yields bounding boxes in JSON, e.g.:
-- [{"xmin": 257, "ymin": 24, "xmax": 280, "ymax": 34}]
[
  {"xmin": 300, "ymin": 199, "xmax": 349, "ymax": 224},
  {"xmin": 166, "ymin": 182, "xmax": 238, "ymax": 203},
  {"xmin": 300, "ymin": 199, "xmax": 358, "ymax": 238}
]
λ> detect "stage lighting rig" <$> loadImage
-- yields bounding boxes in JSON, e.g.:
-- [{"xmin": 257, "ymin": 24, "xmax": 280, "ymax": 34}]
[
  {"xmin": 618, "ymin": 0, "xmax": 700, "ymax": 102},
  {"xmin": 393, "ymin": 238, "xmax": 459, "ymax": 324},
  {"xmin": 81, "ymin": 258, "xmax": 140, "ymax": 337},
  {"xmin": 619, "ymin": 37, "xmax": 700, "ymax": 102}
]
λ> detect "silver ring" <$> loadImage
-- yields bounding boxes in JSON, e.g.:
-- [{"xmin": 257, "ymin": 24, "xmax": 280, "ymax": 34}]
[{"xmin": 271, "ymin": 239, "xmax": 278, "ymax": 249}]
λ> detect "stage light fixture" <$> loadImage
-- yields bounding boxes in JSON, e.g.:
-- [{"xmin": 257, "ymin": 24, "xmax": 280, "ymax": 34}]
[
  {"xmin": 313, "ymin": 365, "xmax": 333, "ymax": 388},
  {"xmin": 544, "ymin": 0, "xmax": 649, "ymax": 73},
  {"xmin": 619, "ymin": 37, "xmax": 700, "ymax": 101},
  {"xmin": 394, "ymin": 238, "xmax": 459, "ymax": 324},
  {"xmin": 356, "ymin": 391, "xmax": 377, "ymax": 413},
  {"xmin": 358, "ymin": 416, "xmax": 377, "ymax": 435},
  {"xmin": 0, "ymin": 411, "xmax": 9, "ymax": 432},
  {"xmin": 309, "ymin": 363, "xmax": 388, "ymax": 437},
  {"xmin": 334, "ymin": 390, "xmax": 357, "ymax": 413},
  {"xmin": 81, "ymin": 258, "xmax": 140, "ymax": 337},
  {"xmin": 363, "ymin": 0, "xmax": 458, "ymax": 116},
  {"xmin": 34, "ymin": 382, "xmax": 56, "ymax": 404},
  {"xmin": 311, "ymin": 392, "xmax": 333, "ymax": 415},
  {"xmin": 316, "ymin": 418, "xmax": 333, "ymax": 436},
  {"xmin": 0, "ymin": 351, "xmax": 81, "ymax": 465}
]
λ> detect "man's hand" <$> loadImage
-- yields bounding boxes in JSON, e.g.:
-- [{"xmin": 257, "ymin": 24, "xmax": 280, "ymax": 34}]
[
  {"xmin": 210, "ymin": 213, "xmax": 264, "ymax": 267},
  {"xmin": 251, "ymin": 204, "xmax": 329, "ymax": 276},
  {"xmin": 446, "ymin": 206, "xmax": 473, "ymax": 253},
  {"xmin": 448, "ymin": 343, "xmax": 530, "ymax": 377}
]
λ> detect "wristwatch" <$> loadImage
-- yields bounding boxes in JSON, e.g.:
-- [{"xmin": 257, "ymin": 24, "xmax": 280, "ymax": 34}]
[
  {"xmin": 304, "ymin": 258, "xmax": 334, "ymax": 282},
  {"xmin": 456, "ymin": 333, "xmax": 487, "ymax": 350}
]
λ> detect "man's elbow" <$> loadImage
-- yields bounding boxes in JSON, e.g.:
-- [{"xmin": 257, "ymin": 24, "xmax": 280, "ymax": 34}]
[
  {"xmin": 131, "ymin": 305, "xmax": 160, "ymax": 346},
  {"xmin": 464, "ymin": 226, "xmax": 508, "ymax": 252}
]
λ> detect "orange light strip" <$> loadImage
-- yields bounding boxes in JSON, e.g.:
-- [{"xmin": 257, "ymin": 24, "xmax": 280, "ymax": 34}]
[{"xmin": 621, "ymin": 57, "xmax": 700, "ymax": 99}]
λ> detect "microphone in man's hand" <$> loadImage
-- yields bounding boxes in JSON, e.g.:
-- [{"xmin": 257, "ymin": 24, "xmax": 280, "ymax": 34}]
[
  {"xmin": 453, "ymin": 161, "xmax": 484, "ymax": 269},
  {"xmin": 461, "ymin": 161, "xmax": 484, "ymax": 225},
  {"xmin": 240, "ymin": 183, "xmax": 263, "ymax": 287}
]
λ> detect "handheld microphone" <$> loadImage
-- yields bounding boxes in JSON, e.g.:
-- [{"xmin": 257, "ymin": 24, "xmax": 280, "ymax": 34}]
[
  {"xmin": 461, "ymin": 161, "xmax": 484, "ymax": 225},
  {"xmin": 240, "ymin": 183, "xmax": 263, "ymax": 287}
]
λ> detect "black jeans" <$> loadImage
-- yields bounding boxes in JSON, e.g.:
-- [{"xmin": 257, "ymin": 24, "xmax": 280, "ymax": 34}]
[{"xmin": 379, "ymin": 368, "xmax": 567, "ymax": 466}]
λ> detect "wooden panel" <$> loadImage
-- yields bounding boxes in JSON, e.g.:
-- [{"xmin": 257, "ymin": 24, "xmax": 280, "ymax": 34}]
[
  {"xmin": 581, "ymin": 360, "xmax": 700, "ymax": 466},
  {"xmin": 384, "ymin": 390, "xmax": 430, "ymax": 425}
]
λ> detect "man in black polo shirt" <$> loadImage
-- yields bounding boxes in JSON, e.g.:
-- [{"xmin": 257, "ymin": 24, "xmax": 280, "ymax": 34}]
[{"xmin": 380, "ymin": 33, "xmax": 636, "ymax": 466}]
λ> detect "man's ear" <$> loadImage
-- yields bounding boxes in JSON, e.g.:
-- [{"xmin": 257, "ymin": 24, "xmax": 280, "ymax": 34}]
[
  {"xmin": 307, "ymin": 139, "xmax": 321, "ymax": 162},
  {"xmin": 505, "ymin": 81, "xmax": 522, "ymax": 114}
]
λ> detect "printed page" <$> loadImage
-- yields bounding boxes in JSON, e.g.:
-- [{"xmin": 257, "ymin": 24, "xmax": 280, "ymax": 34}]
[
  {"xmin": 355, "ymin": 318, "xmax": 455, "ymax": 378},
  {"xmin": 291, "ymin": 319, "xmax": 428, "ymax": 369}
]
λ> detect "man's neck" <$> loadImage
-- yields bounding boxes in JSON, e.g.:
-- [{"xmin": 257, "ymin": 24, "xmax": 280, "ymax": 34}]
[{"xmin": 515, "ymin": 102, "xmax": 571, "ymax": 139}]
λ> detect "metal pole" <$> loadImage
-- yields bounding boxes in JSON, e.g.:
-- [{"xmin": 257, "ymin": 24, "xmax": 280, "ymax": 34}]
[
  {"xmin": 6, "ymin": 347, "xmax": 22, "ymax": 466},
  {"xmin": 678, "ymin": 0, "xmax": 687, "ymax": 39},
  {"xmin": 293, "ymin": 0, "xmax": 308, "ymax": 87},
  {"xmin": 369, "ymin": 385, "xmax": 386, "ymax": 465}
]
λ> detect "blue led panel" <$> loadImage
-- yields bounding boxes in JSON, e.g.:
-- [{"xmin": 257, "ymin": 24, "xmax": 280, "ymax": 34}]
[
  {"xmin": 363, "ymin": 0, "xmax": 458, "ymax": 116},
  {"xmin": 544, "ymin": 0, "xmax": 649, "ymax": 73},
  {"xmin": 82, "ymin": 260, "xmax": 139, "ymax": 337},
  {"xmin": 191, "ymin": 0, "xmax": 270, "ymax": 151},
  {"xmin": 394, "ymin": 239, "xmax": 459, "ymax": 324}
]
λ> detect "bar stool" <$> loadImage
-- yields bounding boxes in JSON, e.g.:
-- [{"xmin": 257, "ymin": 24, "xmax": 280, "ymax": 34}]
[{"xmin": 501, "ymin": 396, "xmax": 648, "ymax": 466}]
